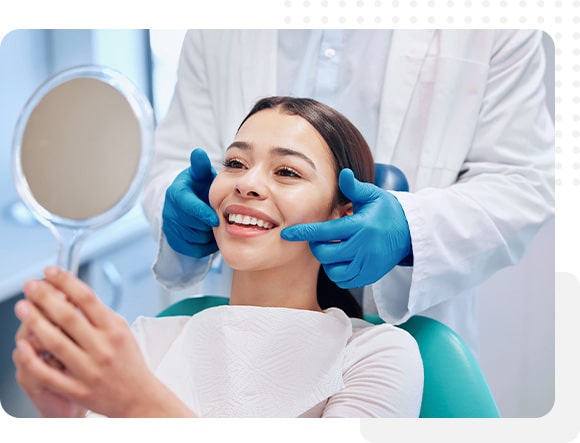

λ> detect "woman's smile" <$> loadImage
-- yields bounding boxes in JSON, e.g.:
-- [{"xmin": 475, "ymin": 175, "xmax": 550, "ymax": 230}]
[
  {"xmin": 227, "ymin": 214, "xmax": 274, "ymax": 230},
  {"xmin": 223, "ymin": 204, "xmax": 279, "ymax": 237}
]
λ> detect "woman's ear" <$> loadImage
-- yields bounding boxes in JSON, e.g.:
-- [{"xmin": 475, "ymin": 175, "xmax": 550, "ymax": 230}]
[
  {"xmin": 342, "ymin": 202, "xmax": 353, "ymax": 217},
  {"xmin": 331, "ymin": 202, "xmax": 353, "ymax": 219}
]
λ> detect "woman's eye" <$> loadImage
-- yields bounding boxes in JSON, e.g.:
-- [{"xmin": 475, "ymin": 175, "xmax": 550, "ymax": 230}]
[
  {"xmin": 223, "ymin": 158, "xmax": 245, "ymax": 169},
  {"xmin": 276, "ymin": 167, "xmax": 301, "ymax": 178}
]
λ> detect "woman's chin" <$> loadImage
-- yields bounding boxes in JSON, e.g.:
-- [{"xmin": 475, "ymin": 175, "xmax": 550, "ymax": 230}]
[
  {"xmin": 219, "ymin": 250, "xmax": 269, "ymax": 272},
  {"xmin": 217, "ymin": 237, "xmax": 311, "ymax": 273}
]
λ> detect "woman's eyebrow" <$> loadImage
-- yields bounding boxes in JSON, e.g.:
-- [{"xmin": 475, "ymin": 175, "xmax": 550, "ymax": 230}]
[
  {"xmin": 226, "ymin": 141, "xmax": 251, "ymax": 151},
  {"xmin": 271, "ymin": 147, "xmax": 317, "ymax": 171},
  {"xmin": 226, "ymin": 142, "xmax": 317, "ymax": 171}
]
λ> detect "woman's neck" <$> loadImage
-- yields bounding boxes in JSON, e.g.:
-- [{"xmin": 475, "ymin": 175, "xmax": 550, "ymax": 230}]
[{"xmin": 229, "ymin": 265, "xmax": 321, "ymax": 312}]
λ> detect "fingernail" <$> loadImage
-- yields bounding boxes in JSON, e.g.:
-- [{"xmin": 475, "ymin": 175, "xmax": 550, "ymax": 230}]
[
  {"xmin": 23, "ymin": 280, "xmax": 38, "ymax": 292},
  {"xmin": 14, "ymin": 300, "xmax": 29, "ymax": 318},
  {"xmin": 45, "ymin": 266, "xmax": 59, "ymax": 278}
]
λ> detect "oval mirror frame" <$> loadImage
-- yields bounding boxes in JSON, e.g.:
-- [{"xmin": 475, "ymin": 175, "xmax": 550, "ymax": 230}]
[{"xmin": 11, "ymin": 65, "xmax": 154, "ymax": 273}]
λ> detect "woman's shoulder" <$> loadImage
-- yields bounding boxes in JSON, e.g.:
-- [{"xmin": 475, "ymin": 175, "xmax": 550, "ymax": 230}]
[
  {"xmin": 132, "ymin": 314, "xmax": 192, "ymax": 336},
  {"xmin": 323, "ymin": 314, "xmax": 424, "ymax": 417},
  {"xmin": 319, "ymin": 308, "xmax": 422, "ymax": 370},
  {"xmin": 343, "ymin": 317, "xmax": 422, "ymax": 367}
]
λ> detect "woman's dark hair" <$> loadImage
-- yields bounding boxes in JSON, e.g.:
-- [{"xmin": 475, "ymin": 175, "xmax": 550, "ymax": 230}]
[{"xmin": 239, "ymin": 96, "xmax": 375, "ymax": 319}]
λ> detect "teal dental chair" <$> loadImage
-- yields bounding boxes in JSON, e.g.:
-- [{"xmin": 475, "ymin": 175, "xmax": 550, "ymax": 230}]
[
  {"xmin": 156, "ymin": 163, "xmax": 500, "ymax": 418},
  {"xmin": 370, "ymin": 163, "xmax": 499, "ymax": 417},
  {"xmin": 157, "ymin": 295, "xmax": 500, "ymax": 418}
]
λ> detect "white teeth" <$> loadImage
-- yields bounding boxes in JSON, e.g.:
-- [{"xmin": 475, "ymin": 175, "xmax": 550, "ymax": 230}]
[{"xmin": 227, "ymin": 213, "xmax": 273, "ymax": 229}]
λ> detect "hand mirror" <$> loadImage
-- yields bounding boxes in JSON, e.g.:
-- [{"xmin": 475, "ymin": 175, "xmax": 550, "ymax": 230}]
[{"xmin": 12, "ymin": 65, "xmax": 154, "ymax": 275}]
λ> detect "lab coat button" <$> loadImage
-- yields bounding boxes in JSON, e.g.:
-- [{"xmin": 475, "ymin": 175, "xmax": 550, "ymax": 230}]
[{"xmin": 324, "ymin": 48, "xmax": 336, "ymax": 59}]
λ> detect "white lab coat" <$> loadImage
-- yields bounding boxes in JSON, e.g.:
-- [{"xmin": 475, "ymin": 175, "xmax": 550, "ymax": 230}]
[{"xmin": 141, "ymin": 30, "xmax": 554, "ymax": 352}]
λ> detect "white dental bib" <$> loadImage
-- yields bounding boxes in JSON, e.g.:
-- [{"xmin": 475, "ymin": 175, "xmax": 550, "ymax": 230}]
[{"xmin": 144, "ymin": 305, "xmax": 352, "ymax": 417}]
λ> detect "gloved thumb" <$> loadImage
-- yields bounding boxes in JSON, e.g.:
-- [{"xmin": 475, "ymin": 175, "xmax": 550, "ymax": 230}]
[
  {"xmin": 338, "ymin": 168, "xmax": 381, "ymax": 204},
  {"xmin": 189, "ymin": 148, "xmax": 217, "ymax": 182},
  {"xmin": 187, "ymin": 148, "xmax": 217, "ymax": 213}
]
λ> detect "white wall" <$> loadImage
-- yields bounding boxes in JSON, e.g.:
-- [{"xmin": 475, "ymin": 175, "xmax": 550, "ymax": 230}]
[
  {"xmin": 477, "ymin": 33, "xmax": 555, "ymax": 418},
  {"xmin": 478, "ymin": 218, "xmax": 555, "ymax": 417}
]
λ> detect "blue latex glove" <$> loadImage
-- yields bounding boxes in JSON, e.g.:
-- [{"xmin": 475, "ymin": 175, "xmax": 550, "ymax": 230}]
[
  {"xmin": 281, "ymin": 168, "xmax": 412, "ymax": 288},
  {"xmin": 161, "ymin": 149, "xmax": 220, "ymax": 258}
]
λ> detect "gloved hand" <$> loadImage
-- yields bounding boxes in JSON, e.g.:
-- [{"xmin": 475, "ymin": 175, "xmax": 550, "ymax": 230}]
[
  {"xmin": 281, "ymin": 168, "xmax": 412, "ymax": 288},
  {"xmin": 161, "ymin": 148, "xmax": 220, "ymax": 258}
]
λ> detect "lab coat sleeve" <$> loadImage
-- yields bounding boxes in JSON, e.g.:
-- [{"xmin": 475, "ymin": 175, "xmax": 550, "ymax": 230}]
[
  {"xmin": 373, "ymin": 30, "xmax": 555, "ymax": 323},
  {"xmin": 141, "ymin": 30, "xmax": 224, "ymax": 289}
]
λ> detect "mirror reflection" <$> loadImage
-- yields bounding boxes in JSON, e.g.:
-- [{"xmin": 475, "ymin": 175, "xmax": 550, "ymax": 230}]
[{"xmin": 20, "ymin": 77, "xmax": 142, "ymax": 220}]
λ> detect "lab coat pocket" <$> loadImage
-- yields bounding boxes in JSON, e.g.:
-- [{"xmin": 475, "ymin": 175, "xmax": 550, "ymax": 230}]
[{"xmin": 399, "ymin": 56, "xmax": 490, "ymax": 189}]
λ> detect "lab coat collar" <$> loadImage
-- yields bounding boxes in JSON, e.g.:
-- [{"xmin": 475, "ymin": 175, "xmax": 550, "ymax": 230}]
[{"xmin": 238, "ymin": 29, "xmax": 436, "ymax": 167}]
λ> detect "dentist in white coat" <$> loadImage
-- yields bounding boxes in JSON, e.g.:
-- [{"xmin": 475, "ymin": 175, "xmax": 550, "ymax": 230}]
[{"xmin": 141, "ymin": 29, "xmax": 554, "ymax": 353}]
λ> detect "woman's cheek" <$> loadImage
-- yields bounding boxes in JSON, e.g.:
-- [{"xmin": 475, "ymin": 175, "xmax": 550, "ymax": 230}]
[
  {"xmin": 283, "ymin": 193, "xmax": 333, "ymax": 225},
  {"xmin": 208, "ymin": 178, "xmax": 222, "ymax": 214}
]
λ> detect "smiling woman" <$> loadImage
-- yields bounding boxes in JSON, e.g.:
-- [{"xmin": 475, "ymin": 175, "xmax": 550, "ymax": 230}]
[
  {"xmin": 13, "ymin": 96, "xmax": 424, "ymax": 418},
  {"xmin": 211, "ymin": 97, "xmax": 375, "ymax": 315}
]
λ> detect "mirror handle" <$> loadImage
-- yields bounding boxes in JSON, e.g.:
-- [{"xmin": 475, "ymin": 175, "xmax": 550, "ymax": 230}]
[{"xmin": 53, "ymin": 226, "xmax": 86, "ymax": 275}]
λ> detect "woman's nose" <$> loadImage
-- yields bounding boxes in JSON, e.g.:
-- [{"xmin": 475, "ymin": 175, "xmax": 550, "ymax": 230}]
[{"xmin": 235, "ymin": 169, "xmax": 267, "ymax": 199}]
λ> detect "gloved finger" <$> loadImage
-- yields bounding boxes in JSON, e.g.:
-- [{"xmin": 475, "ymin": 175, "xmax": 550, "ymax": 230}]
[
  {"xmin": 323, "ymin": 248, "xmax": 368, "ymax": 287},
  {"xmin": 326, "ymin": 266, "xmax": 365, "ymax": 289},
  {"xmin": 177, "ymin": 226, "xmax": 216, "ymax": 246},
  {"xmin": 322, "ymin": 261, "xmax": 362, "ymax": 289},
  {"xmin": 324, "ymin": 257, "xmax": 361, "ymax": 283},
  {"xmin": 168, "ymin": 240, "xmax": 217, "ymax": 258},
  {"xmin": 162, "ymin": 218, "xmax": 215, "ymax": 245},
  {"xmin": 187, "ymin": 149, "xmax": 219, "ymax": 225},
  {"xmin": 168, "ymin": 202, "xmax": 219, "ymax": 231},
  {"xmin": 164, "ymin": 224, "xmax": 218, "ymax": 257},
  {"xmin": 184, "ymin": 241, "xmax": 219, "ymax": 259},
  {"xmin": 309, "ymin": 240, "xmax": 357, "ymax": 266},
  {"xmin": 335, "ymin": 254, "xmax": 387, "ymax": 288},
  {"xmin": 189, "ymin": 148, "xmax": 217, "ymax": 192},
  {"xmin": 280, "ymin": 216, "xmax": 359, "ymax": 243},
  {"xmin": 166, "ymin": 179, "xmax": 219, "ymax": 227},
  {"xmin": 180, "ymin": 195, "xmax": 219, "ymax": 227},
  {"xmin": 338, "ymin": 168, "xmax": 382, "ymax": 205},
  {"xmin": 189, "ymin": 148, "xmax": 216, "ymax": 179}
]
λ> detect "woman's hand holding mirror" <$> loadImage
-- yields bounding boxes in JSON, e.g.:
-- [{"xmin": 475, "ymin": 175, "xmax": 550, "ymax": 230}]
[{"xmin": 11, "ymin": 65, "xmax": 154, "ymax": 373}]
